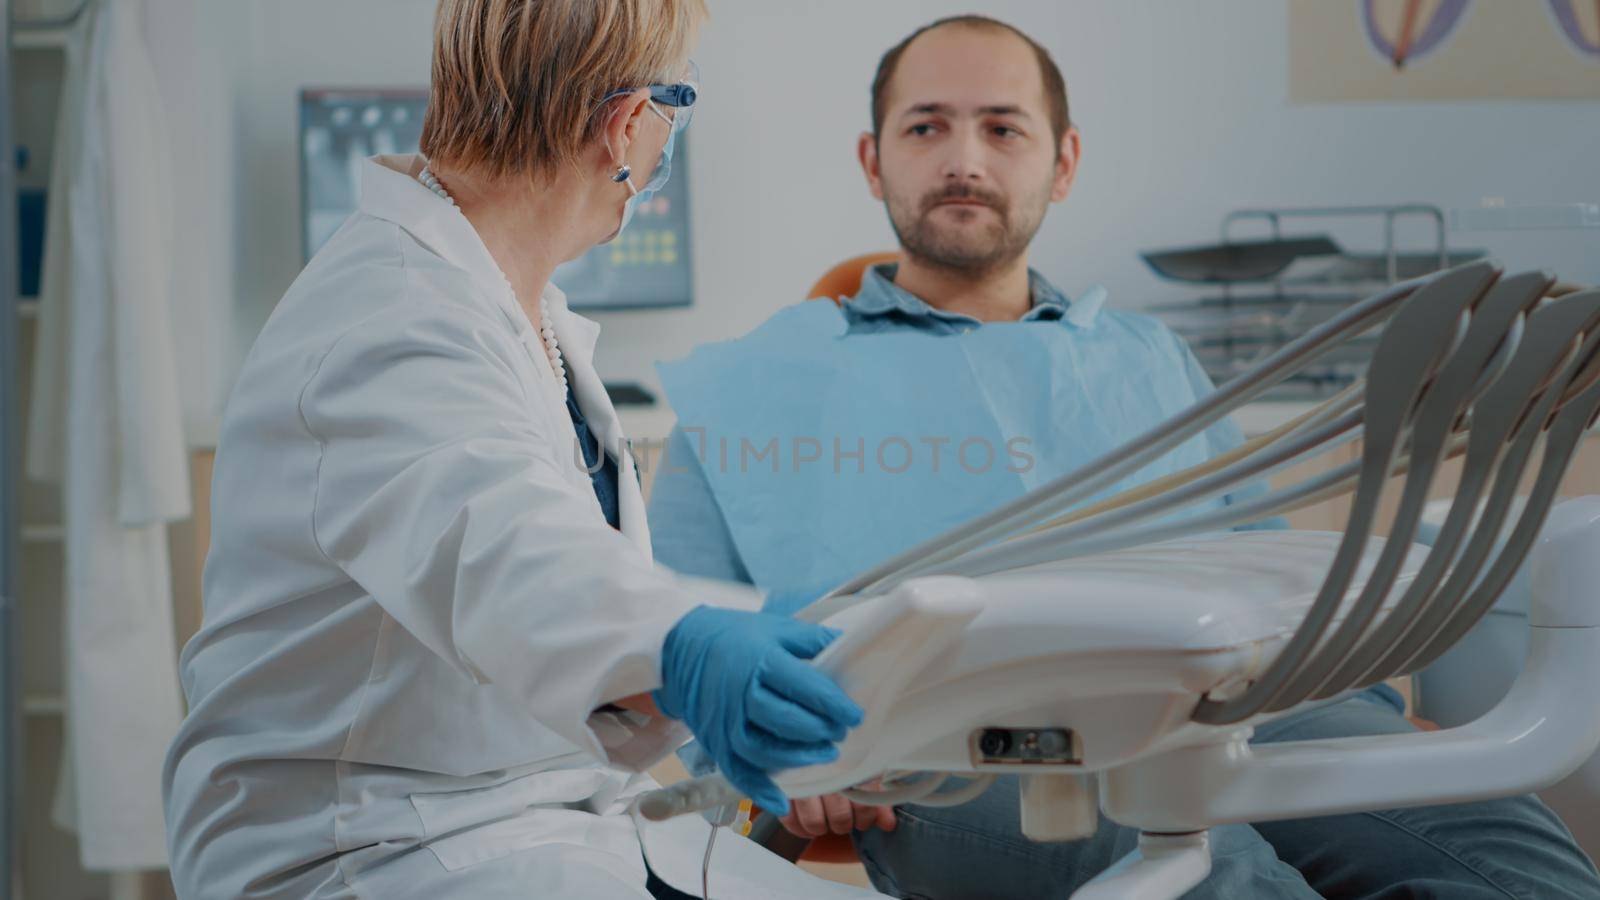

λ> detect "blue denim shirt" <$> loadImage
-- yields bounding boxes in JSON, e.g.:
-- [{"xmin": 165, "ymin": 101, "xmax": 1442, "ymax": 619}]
[{"xmin": 841, "ymin": 263, "xmax": 1074, "ymax": 335}]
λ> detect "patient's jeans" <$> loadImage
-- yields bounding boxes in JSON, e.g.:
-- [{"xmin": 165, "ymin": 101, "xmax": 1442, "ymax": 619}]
[{"xmin": 853, "ymin": 685, "xmax": 1600, "ymax": 899}]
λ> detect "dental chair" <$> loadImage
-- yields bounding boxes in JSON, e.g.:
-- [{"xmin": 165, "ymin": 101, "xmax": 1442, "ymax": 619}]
[
  {"xmin": 642, "ymin": 261, "xmax": 1600, "ymax": 899},
  {"xmin": 808, "ymin": 251, "xmax": 902, "ymax": 300}
]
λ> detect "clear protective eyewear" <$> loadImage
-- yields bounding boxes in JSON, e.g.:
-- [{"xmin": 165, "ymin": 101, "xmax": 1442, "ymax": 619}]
[{"xmin": 600, "ymin": 59, "xmax": 699, "ymax": 134}]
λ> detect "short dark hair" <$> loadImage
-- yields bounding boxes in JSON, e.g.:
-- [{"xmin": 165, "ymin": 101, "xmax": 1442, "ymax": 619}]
[{"xmin": 870, "ymin": 15, "xmax": 1071, "ymax": 145}]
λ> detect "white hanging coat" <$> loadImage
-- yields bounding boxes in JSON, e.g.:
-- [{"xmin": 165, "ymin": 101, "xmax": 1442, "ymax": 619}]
[
  {"xmin": 162, "ymin": 154, "xmax": 883, "ymax": 899},
  {"xmin": 25, "ymin": 0, "xmax": 191, "ymax": 870}
]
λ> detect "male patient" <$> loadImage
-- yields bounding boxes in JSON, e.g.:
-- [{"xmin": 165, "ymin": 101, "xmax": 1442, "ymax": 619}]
[{"xmin": 648, "ymin": 15, "xmax": 1600, "ymax": 900}]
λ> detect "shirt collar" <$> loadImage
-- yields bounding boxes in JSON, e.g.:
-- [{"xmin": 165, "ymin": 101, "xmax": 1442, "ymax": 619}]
[{"xmin": 845, "ymin": 263, "xmax": 1083, "ymax": 327}]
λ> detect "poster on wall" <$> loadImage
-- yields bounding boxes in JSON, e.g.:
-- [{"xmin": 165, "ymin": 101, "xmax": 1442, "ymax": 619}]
[{"xmin": 1290, "ymin": 0, "xmax": 1600, "ymax": 102}]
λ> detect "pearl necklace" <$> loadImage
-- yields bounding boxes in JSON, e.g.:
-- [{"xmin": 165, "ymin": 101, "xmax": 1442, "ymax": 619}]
[{"xmin": 418, "ymin": 165, "xmax": 568, "ymax": 390}]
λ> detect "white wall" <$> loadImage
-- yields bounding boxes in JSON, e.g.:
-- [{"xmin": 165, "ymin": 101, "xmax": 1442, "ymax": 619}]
[
  {"xmin": 225, "ymin": 0, "xmax": 1600, "ymax": 403},
  {"xmin": 146, "ymin": 0, "xmax": 242, "ymax": 443},
  {"xmin": 228, "ymin": 0, "xmax": 438, "ymax": 390}
]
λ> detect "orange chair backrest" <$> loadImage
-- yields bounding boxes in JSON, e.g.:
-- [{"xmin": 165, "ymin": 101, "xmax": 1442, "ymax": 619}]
[{"xmin": 807, "ymin": 252, "xmax": 902, "ymax": 306}]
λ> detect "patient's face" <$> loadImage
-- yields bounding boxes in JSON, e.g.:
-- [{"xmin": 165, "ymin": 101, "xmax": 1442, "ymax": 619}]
[{"xmin": 869, "ymin": 26, "xmax": 1066, "ymax": 275}]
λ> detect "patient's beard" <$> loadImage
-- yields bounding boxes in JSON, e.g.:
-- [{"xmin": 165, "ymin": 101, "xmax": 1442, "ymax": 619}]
[{"xmin": 886, "ymin": 180, "xmax": 1050, "ymax": 278}]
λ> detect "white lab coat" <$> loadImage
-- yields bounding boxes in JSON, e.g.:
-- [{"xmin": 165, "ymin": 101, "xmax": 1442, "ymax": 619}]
[
  {"xmin": 25, "ymin": 0, "xmax": 190, "ymax": 870},
  {"xmin": 163, "ymin": 154, "xmax": 883, "ymax": 899}
]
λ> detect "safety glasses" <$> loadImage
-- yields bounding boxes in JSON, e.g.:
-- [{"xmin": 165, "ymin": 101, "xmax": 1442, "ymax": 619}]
[{"xmin": 600, "ymin": 59, "xmax": 699, "ymax": 134}]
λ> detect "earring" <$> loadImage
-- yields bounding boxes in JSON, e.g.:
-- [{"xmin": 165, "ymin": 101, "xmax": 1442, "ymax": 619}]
[{"xmin": 612, "ymin": 164, "xmax": 632, "ymax": 184}]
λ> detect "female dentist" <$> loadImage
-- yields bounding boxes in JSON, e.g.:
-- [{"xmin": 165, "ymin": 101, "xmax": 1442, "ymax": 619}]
[{"xmin": 162, "ymin": 2, "xmax": 864, "ymax": 897}]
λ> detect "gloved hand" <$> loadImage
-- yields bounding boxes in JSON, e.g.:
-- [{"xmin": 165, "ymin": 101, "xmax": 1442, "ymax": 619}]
[{"xmin": 654, "ymin": 606, "xmax": 863, "ymax": 814}]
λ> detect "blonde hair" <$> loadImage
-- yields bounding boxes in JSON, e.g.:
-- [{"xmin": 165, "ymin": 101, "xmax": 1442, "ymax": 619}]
[{"xmin": 421, "ymin": 0, "xmax": 705, "ymax": 181}]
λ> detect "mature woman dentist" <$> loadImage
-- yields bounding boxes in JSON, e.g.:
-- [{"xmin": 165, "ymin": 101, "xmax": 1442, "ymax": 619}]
[{"xmin": 161, "ymin": 2, "xmax": 863, "ymax": 898}]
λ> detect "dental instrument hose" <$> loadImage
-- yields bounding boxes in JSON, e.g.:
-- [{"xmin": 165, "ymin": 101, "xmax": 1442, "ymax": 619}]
[
  {"xmin": 700, "ymin": 799, "xmax": 752, "ymax": 900},
  {"xmin": 1019, "ymin": 383, "xmax": 1363, "ymax": 536}
]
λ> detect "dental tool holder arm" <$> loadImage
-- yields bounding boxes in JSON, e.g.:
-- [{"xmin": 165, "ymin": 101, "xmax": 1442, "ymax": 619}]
[
  {"xmin": 1101, "ymin": 497, "xmax": 1600, "ymax": 832},
  {"xmin": 829, "ymin": 266, "xmax": 1600, "ymax": 732}
]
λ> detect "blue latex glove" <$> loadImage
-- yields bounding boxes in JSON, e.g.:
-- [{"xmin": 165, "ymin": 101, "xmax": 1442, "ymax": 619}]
[{"xmin": 654, "ymin": 606, "xmax": 864, "ymax": 813}]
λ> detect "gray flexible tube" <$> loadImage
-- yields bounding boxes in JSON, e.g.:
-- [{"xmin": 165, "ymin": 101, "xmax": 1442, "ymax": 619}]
[
  {"xmin": 1358, "ymin": 292, "xmax": 1600, "ymax": 684},
  {"xmin": 1194, "ymin": 263, "xmax": 1500, "ymax": 724},
  {"xmin": 824, "ymin": 277, "xmax": 1426, "ymax": 606},
  {"xmin": 917, "ymin": 411, "xmax": 1364, "ymax": 581},
  {"xmin": 1283, "ymin": 273, "xmax": 1550, "ymax": 707}
]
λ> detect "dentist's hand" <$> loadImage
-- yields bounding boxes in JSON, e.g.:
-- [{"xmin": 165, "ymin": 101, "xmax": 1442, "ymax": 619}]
[{"xmin": 654, "ymin": 606, "xmax": 863, "ymax": 814}]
